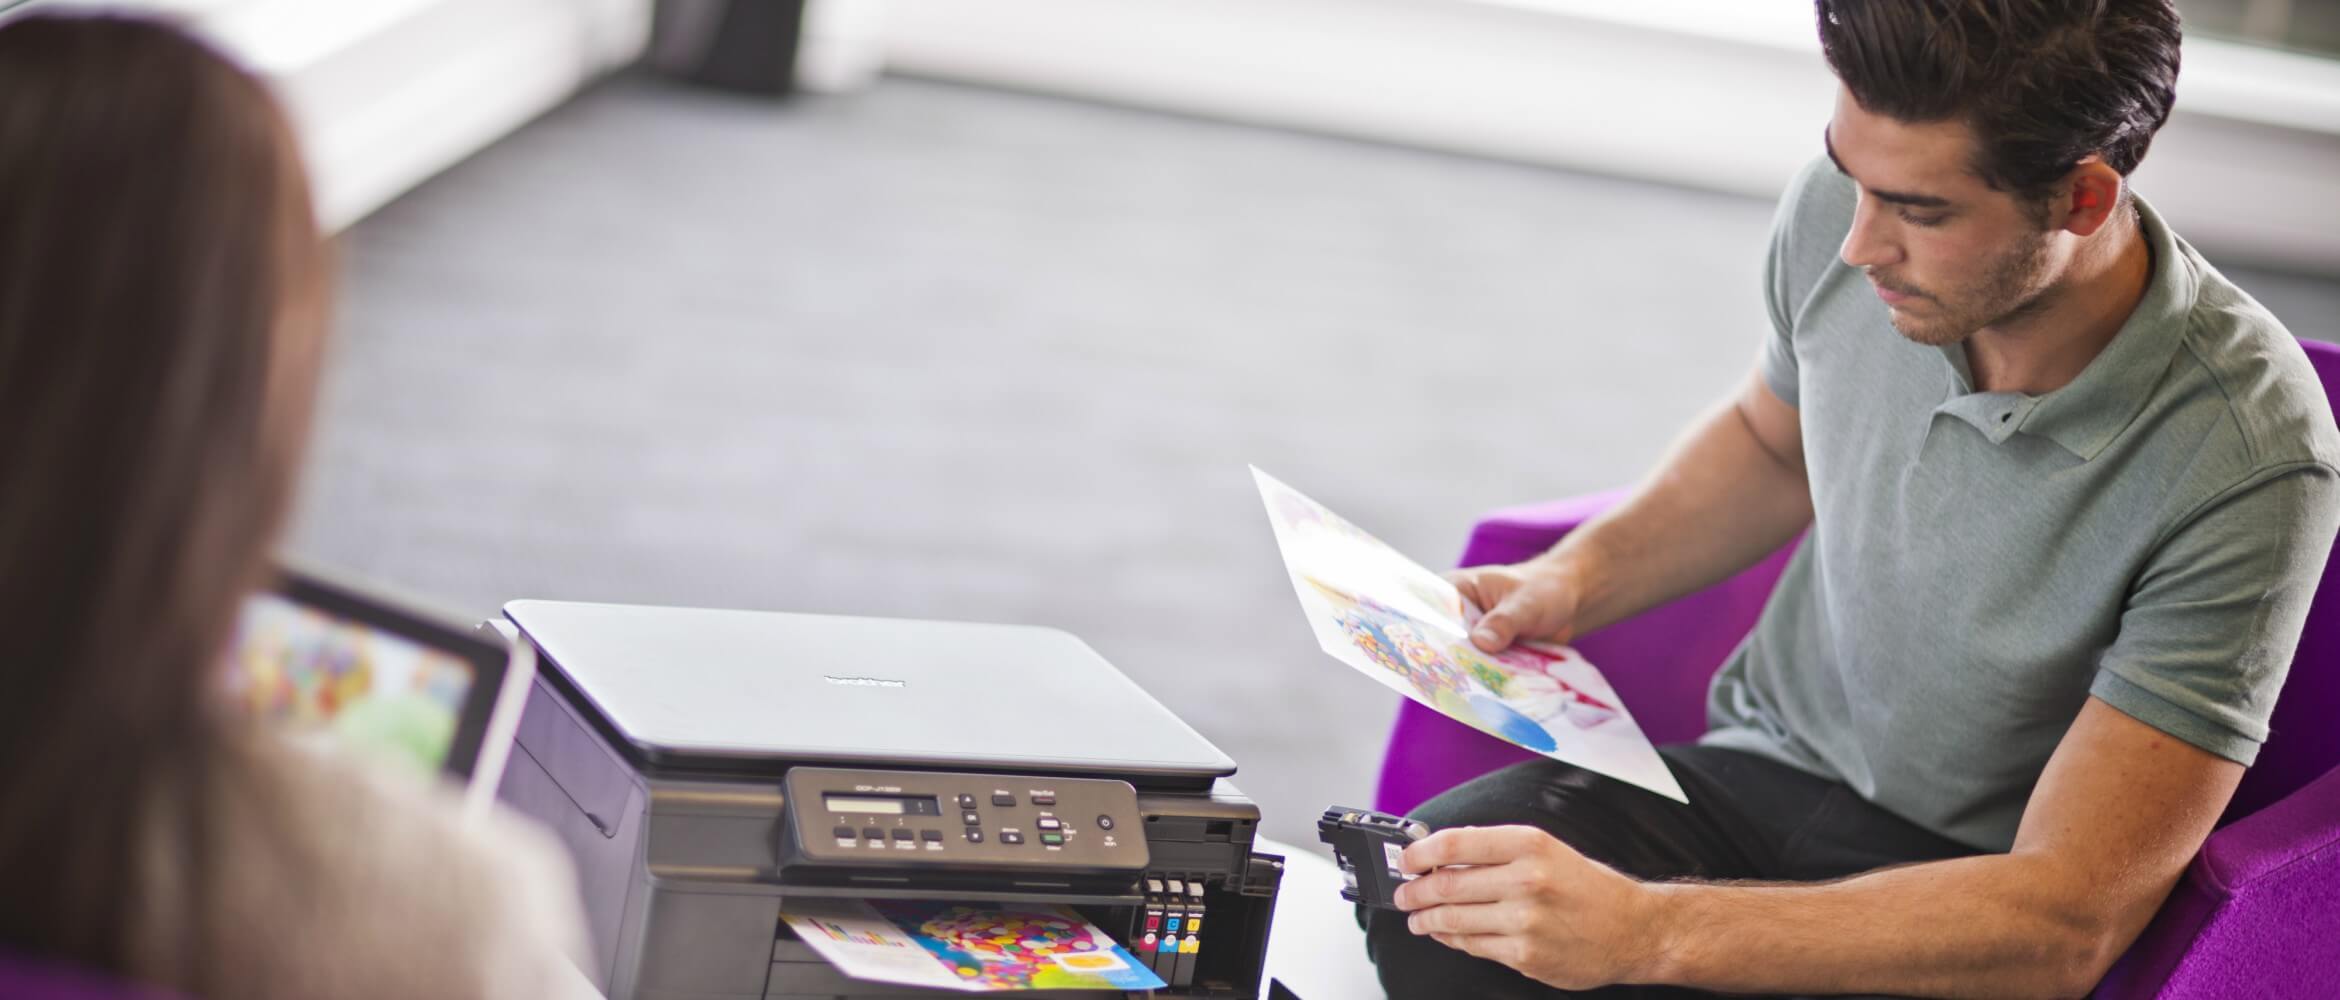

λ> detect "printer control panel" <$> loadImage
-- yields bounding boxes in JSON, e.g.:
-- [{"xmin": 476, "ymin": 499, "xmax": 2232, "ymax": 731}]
[{"xmin": 781, "ymin": 767, "xmax": 1150, "ymax": 872}]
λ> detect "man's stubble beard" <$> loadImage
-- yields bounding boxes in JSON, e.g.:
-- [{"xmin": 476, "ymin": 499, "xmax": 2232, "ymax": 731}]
[{"xmin": 1881, "ymin": 229, "xmax": 2057, "ymax": 348}]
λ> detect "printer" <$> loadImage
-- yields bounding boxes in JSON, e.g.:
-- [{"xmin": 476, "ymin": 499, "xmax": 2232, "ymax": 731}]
[{"xmin": 489, "ymin": 600, "xmax": 1285, "ymax": 1000}]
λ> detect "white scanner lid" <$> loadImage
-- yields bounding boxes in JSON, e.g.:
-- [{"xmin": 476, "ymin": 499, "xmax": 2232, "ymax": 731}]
[{"xmin": 504, "ymin": 600, "xmax": 1237, "ymax": 783}]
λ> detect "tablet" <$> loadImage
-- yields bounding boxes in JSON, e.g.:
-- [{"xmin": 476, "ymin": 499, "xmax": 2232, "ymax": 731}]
[{"xmin": 223, "ymin": 563, "xmax": 533, "ymax": 816}]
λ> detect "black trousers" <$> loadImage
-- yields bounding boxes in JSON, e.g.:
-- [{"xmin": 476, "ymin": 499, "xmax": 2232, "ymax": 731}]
[{"xmin": 1363, "ymin": 745, "xmax": 1978, "ymax": 1000}]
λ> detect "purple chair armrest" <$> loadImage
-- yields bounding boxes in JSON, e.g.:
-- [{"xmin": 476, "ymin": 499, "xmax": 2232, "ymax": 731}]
[
  {"xmin": 0, "ymin": 951, "xmax": 184, "ymax": 1000},
  {"xmin": 1373, "ymin": 490, "xmax": 1797, "ymax": 815},
  {"xmin": 2094, "ymin": 764, "xmax": 2340, "ymax": 998},
  {"xmin": 1460, "ymin": 491, "xmax": 1634, "ymax": 566}
]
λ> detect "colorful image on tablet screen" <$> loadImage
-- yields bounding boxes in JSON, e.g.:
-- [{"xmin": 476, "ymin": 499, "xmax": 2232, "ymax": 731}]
[{"xmin": 224, "ymin": 592, "xmax": 476, "ymax": 775}]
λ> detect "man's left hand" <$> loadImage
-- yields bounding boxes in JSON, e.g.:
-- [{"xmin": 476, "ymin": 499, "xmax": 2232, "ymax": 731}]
[{"xmin": 1392, "ymin": 825, "xmax": 1662, "ymax": 991}]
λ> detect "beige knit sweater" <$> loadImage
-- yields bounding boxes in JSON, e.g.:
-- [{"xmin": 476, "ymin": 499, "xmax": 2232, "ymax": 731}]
[{"xmin": 130, "ymin": 733, "xmax": 595, "ymax": 999}]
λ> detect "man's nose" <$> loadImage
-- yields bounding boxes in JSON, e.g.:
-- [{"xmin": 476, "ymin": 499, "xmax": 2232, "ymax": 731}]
[{"xmin": 1838, "ymin": 194, "xmax": 1902, "ymax": 271}]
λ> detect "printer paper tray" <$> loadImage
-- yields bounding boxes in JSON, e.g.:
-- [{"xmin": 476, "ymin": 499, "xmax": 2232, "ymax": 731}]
[
  {"xmin": 774, "ymin": 882, "xmax": 1144, "ymax": 908},
  {"xmin": 770, "ymin": 905, "xmax": 1145, "ymax": 999},
  {"xmin": 771, "ymin": 941, "xmax": 1129, "ymax": 998}
]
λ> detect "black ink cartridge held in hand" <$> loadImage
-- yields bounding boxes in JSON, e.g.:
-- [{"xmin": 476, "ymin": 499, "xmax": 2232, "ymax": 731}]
[{"xmin": 1319, "ymin": 806, "xmax": 1428, "ymax": 910}]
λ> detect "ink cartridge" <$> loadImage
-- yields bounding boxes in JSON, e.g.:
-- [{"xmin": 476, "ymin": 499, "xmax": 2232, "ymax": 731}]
[
  {"xmin": 1319, "ymin": 806, "xmax": 1428, "ymax": 910},
  {"xmin": 1171, "ymin": 879, "xmax": 1206, "ymax": 986}
]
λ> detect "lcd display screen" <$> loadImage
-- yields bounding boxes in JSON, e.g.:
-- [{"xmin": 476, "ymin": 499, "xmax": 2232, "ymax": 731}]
[{"xmin": 825, "ymin": 794, "xmax": 940, "ymax": 816}]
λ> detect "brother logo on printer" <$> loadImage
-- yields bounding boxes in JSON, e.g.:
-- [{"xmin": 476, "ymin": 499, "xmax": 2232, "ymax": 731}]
[{"xmin": 823, "ymin": 674, "xmax": 907, "ymax": 688}]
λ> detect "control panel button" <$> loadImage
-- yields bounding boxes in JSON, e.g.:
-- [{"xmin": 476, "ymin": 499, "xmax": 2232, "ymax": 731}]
[
  {"xmin": 862, "ymin": 826, "xmax": 884, "ymax": 842},
  {"xmin": 890, "ymin": 830, "xmax": 914, "ymax": 847},
  {"xmin": 833, "ymin": 825, "xmax": 857, "ymax": 844},
  {"xmin": 1039, "ymin": 832, "xmax": 1065, "ymax": 847},
  {"xmin": 1096, "ymin": 815, "xmax": 1115, "ymax": 831},
  {"xmin": 919, "ymin": 829, "xmax": 943, "ymax": 843},
  {"xmin": 964, "ymin": 829, "xmax": 984, "ymax": 844},
  {"xmin": 1031, "ymin": 792, "xmax": 1057, "ymax": 806},
  {"xmin": 956, "ymin": 793, "xmax": 977, "ymax": 809},
  {"xmin": 991, "ymin": 793, "xmax": 1016, "ymax": 807},
  {"xmin": 961, "ymin": 811, "xmax": 981, "ymax": 826},
  {"xmin": 1000, "ymin": 831, "xmax": 1024, "ymax": 845},
  {"xmin": 1035, "ymin": 817, "xmax": 1062, "ymax": 831}
]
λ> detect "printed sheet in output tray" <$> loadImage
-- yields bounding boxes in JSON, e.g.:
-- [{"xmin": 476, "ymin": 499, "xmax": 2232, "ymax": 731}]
[{"xmin": 781, "ymin": 899, "xmax": 1168, "ymax": 992}]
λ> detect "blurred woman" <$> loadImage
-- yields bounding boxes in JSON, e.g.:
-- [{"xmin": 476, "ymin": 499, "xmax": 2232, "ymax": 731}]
[{"xmin": 0, "ymin": 13, "xmax": 590, "ymax": 998}]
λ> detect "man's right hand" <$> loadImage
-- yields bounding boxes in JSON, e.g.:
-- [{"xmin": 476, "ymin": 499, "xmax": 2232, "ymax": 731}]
[{"xmin": 1449, "ymin": 559, "xmax": 1585, "ymax": 653}]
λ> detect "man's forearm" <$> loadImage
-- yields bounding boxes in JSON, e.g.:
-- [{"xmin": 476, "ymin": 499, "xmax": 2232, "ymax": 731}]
[
  {"xmin": 1633, "ymin": 852, "xmax": 2143, "ymax": 998},
  {"xmin": 1549, "ymin": 387, "xmax": 1813, "ymax": 634}
]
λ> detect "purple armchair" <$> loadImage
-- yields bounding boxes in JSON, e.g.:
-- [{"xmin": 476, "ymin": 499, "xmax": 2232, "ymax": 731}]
[
  {"xmin": 0, "ymin": 952, "xmax": 180, "ymax": 1000},
  {"xmin": 1375, "ymin": 339, "xmax": 2340, "ymax": 998}
]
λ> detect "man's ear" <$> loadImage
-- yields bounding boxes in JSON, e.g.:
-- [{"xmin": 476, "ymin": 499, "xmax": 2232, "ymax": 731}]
[{"xmin": 2055, "ymin": 158, "xmax": 2127, "ymax": 237}]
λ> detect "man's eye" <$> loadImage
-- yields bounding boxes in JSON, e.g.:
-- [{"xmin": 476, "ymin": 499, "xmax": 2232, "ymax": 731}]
[{"xmin": 1899, "ymin": 210, "xmax": 1948, "ymax": 227}]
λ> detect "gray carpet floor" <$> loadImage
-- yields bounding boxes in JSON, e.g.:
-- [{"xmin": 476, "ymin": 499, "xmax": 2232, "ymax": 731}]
[{"xmin": 292, "ymin": 72, "xmax": 2340, "ymax": 852}]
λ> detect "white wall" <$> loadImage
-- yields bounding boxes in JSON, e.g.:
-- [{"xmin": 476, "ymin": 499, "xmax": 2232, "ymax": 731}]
[
  {"xmin": 35, "ymin": 0, "xmax": 653, "ymax": 232},
  {"xmin": 24, "ymin": 0, "xmax": 2331, "ymax": 271},
  {"xmin": 877, "ymin": 0, "xmax": 2340, "ymax": 275}
]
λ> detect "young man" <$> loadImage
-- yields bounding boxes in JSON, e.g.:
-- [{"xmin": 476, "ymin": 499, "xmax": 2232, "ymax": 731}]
[{"xmin": 1364, "ymin": 2, "xmax": 2340, "ymax": 997}]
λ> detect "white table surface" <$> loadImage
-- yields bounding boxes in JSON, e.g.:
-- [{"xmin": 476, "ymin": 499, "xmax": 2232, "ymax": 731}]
[{"xmin": 1257, "ymin": 836, "xmax": 1386, "ymax": 1000}]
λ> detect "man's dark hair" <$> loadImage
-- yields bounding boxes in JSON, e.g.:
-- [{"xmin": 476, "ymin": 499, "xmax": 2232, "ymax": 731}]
[{"xmin": 1817, "ymin": 0, "xmax": 2182, "ymax": 203}]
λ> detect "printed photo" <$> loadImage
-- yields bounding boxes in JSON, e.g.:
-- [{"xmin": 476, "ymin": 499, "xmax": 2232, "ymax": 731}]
[
  {"xmin": 782, "ymin": 900, "xmax": 1165, "ymax": 992},
  {"xmin": 1253, "ymin": 466, "xmax": 1685, "ymax": 802}
]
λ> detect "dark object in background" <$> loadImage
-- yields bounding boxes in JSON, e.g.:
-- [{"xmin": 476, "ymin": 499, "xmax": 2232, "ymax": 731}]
[
  {"xmin": 649, "ymin": 0, "xmax": 805, "ymax": 95},
  {"xmin": 1318, "ymin": 806, "xmax": 1427, "ymax": 910}
]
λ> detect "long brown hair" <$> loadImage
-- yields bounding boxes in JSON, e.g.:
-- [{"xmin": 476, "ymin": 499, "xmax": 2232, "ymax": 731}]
[{"xmin": 0, "ymin": 11, "xmax": 330, "ymax": 983}]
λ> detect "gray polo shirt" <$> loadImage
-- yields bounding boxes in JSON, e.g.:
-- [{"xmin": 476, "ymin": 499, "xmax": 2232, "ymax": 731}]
[{"xmin": 1701, "ymin": 158, "xmax": 2340, "ymax": 851}]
